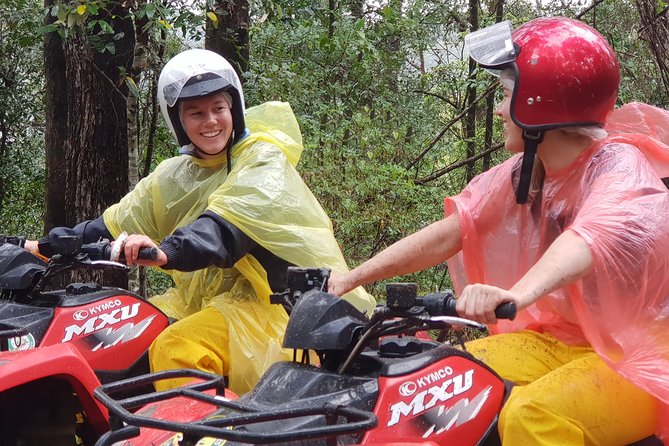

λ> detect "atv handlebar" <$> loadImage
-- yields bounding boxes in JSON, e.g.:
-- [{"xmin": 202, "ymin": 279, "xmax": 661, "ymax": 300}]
[
  {"xmin": 80, "ymin": 241, "xmax": 158, "ymax": 263},
  {"xmin": 423, "ymin": 292, "xmax": 517, "ymax": 320},
  {"xmin": 1, "ymin": 234, "xmax": 157, "ymax": 263},
  {"xmin": 386, "ymin": 283, "xmax": 517, "ymax": 321}
]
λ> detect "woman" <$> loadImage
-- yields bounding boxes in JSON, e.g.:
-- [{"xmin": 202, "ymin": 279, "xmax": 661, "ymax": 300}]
[
  {"xmin": 329, "ymin": 17, "xmax": 669, "ymax": 444},
  {"xmin": 27, "ymin": 48, "xmax": 375, "ymax": 394}
]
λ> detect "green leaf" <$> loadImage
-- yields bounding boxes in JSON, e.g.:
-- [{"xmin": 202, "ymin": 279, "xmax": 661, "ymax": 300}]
[
  {"xmin": 125, "ymin": 77, "xmax": 140, "ymax": 97},
  {"xmin": 145, "ymin": 3, "xmax": 156, "ymax": 19}
]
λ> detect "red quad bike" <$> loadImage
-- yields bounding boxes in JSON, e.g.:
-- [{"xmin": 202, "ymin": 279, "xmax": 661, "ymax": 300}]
[
  {"xmin": 0, "ymin": 235, "xmax": 169, "ymax": 446},
  {"xmin": 92, "ymin": 267, "xmax": 662, "ymax": 446}
]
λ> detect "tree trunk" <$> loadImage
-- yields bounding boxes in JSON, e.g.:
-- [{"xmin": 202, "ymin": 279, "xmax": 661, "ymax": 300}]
[
  {"xmin": 52, "ymin": 2, "xmax": 135, "ymax": 287},
  {"xmin": 143, "ymin": 31, "xmax": 166, "ymax": 178},
  {"xmin": 635, "ymin": 0, "xmax": 669, "ymax": 94},
  {"xmin": 464, "ymin": 0, "xmax": 479, "ymax": 182},
  {"xmin": 127, "ymin": 4, "xmax": 151, "ymax": 296},
  {"xmin": 482, "ymin": 0, "xmax": 504, "ymax": 172},
  {"xmin": 43, "ymin": 0, "xmax": 68, "ymax": 233},
  {"xmin": 62, "ymin": 30, "xmax": 133, "ymax": 225},
  {"xmin": 206, "ymin": 0, "xmax": 250, "ymax": 78}
]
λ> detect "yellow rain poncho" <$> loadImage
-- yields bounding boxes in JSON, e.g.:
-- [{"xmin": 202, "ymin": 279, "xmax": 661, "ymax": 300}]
[{"xmin": 103, "ymin": 101, "xmax": 375, "ymax": 393}]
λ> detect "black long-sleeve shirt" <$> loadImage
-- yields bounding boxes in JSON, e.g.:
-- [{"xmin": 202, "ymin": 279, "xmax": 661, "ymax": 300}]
[{"xmin": 39, "ymin": 212, "xmax": 293, "ymax": 292}]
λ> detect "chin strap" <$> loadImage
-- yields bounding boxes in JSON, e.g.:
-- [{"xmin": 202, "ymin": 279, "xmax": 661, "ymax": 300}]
[
  {"xmin": 226, "ymin": 131, "xmax": 234, "ymax": 174},
  {"xmin": 516, "ymin": 130, "xmax": 544, "ymax": 204}
]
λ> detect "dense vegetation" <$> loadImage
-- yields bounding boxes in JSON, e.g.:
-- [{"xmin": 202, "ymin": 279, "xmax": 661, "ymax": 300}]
[{"xmin": 1, "ymin": 0, "xmax": 667, "ymax": 298}]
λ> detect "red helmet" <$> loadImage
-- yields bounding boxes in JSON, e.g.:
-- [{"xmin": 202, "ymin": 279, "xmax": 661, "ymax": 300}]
[
  {"xmin": 465, "ymin": 17, "xmax": 620, "ymax": 203},
  {"xmin": 466, "ymin": 17, "xmax": 620, "ymax": 131},
  {"xmin": 510, "ymin": 17, "xmax": 619, "ymax": 130}
]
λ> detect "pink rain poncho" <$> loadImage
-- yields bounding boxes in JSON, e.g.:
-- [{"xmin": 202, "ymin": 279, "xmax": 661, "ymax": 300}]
[{"xmin": 445, "ymin": 103, "xmax": 669, "ymax": 436}]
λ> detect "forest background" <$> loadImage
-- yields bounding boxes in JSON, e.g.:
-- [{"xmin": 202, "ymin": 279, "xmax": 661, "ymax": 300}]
[{"xmin": 1, "ymin": 0, "xmax": 668, "ymax": 298}]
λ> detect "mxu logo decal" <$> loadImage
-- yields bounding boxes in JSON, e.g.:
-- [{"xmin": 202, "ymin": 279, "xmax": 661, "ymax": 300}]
[
  {"xmin": 387, "ymin": 369, "xmax": 474, "ymax": 427},
  {"xmin": 421, "ymin": 385, "xmax": 492, "ymax": 437},
  {"xmin": 91, "ymin": 315, "xmax": 156, "ymax": 351},
  {"xmin": 62, "ymin": 303, "xmax": 141, "ymax": 342}
]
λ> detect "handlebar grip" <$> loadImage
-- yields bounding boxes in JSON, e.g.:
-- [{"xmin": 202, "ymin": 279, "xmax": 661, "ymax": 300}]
[
  {"xmin": 443, "ymin": 296, "xmax": 517, "ymax": 320},
  {"xmin": 495, "ymin": 302, "xmax": 517, "ymax": 320},
  {"xmin": 137, "ymin": 247, "xmax": 158, "ymax": 261},
  {"xmin": 94, "ymin": 244, "xmax": 157, "ymax": 262}
]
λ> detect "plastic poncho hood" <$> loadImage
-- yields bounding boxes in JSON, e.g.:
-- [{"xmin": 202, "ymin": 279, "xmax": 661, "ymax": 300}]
[
  {"xmin": 445, "ymin": 102, "xmax": 669, "ymax": 437},
  {"xmin": 103, "ymin": 101, "xmax": 375, "ymax": 393}
]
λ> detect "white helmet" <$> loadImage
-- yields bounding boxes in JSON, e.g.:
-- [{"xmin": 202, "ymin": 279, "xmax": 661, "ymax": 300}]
[{"xmin": 158, "ymin": 48, "xmax": 246, "ymax": 147}]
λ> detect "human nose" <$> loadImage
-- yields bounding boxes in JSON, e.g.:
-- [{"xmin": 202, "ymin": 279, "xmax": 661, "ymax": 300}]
[
  {"xmin": 495, "ymin": 98, "xmax": 504, "ymax": 116},
  {"xmin": 203, "ymin": 111, "xmax": 216, "ymax": 125}
]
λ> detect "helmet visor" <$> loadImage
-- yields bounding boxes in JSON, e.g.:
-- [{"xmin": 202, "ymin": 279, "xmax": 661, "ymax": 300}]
[
  {"xmin": 163, "ymin": 73, "xmax": 231, "ymax": 107},
  {"xmin": 465, "ymin": 21, "xmax": 517, "ymax": 70}
]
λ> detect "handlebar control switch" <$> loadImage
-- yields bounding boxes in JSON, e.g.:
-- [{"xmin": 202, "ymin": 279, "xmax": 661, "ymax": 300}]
[
  {"xmin": 52, "ymin": 235, "xmax": 83, "ymax": 257},
  {"xmin": 386, "ymin": 283, "xmax": 418, "ymax": 311}
]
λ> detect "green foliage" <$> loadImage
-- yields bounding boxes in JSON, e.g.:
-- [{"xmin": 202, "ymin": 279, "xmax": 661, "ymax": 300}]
[
  {"xmin": 245, "ymin": 1, "xmax": 487, "ymax": 297},
  {"xmin": 42, "ymin": 0, "xmax": 207, "ymax": 54},
  {"xmin": 0, "ymin": 0, "xmax": 45, "ymax": 238}
]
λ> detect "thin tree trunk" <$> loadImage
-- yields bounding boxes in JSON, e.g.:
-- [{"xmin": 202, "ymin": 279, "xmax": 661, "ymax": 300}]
[
  {"xmin": 127, "ymin": 5, "xmax": 151, "ymax": 296},
  {"xmin": 465, "ymin": 0, "xmax": 479, "ymax": 182},
  {"xmin": 143, "ymin": 37, "xmax": 165, "ymax": 178},
  {"xmin": 635, "ymin": 0, "xmax": 669, "ymax": 94},
  {"xmin": 43, "ymin": 0, "xmax": 68, "ymax": 233},
  {"xmin": 482, "ymin": 0, "xmax": 504, "ymax": 172}
]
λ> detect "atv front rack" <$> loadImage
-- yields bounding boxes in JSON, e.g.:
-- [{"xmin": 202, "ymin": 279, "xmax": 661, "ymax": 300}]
[{"xmin": 94, "ymin": 369, "xmax": 377, "ymax": 446}]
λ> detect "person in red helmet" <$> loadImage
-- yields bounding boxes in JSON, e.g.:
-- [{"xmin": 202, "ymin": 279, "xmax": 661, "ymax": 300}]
[{"xmin": 329, "ymin": 17, "xmax": 669, "ymax": 444}]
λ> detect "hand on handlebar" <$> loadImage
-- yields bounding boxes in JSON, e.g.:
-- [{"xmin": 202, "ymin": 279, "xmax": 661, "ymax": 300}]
[
  {"xmin": 24, "ymin": 240, "xmax": 39, "ymax": 254},
  {"xmin": 116, "ymin": 234, "xmax": 167, "ymax": 267},
  {"xmin": 456, "ymin": 283, "xmax": 520, "ymax": 325}
]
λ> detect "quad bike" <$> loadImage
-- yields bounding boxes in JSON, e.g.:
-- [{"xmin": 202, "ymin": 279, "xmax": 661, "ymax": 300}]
[
  {"xmin": 92, "ymin": 266, "xmax": 663, "ymax": 446},
  {"xmin": 0, "ymin": 235, "xmax": 170, "ymax": 445}
]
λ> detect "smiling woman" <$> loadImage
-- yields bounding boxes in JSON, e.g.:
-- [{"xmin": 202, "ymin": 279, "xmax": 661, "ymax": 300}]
[
  {"xmin": 25, "ymin": 48, "xmax": 376, "ymax": 396},
  {"xmin": 179, "ymin": 91, "xmax": 234, "ymax": 158}
]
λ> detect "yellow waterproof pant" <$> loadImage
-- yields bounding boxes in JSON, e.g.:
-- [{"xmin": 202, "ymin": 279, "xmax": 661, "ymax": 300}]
[
  {"xmin": 149, "ymin": 306, "xmax": 232, "ymax": 392},
  {"xmin": 466, "ymin": 330, "xmax": 657, "ymax": 445}
]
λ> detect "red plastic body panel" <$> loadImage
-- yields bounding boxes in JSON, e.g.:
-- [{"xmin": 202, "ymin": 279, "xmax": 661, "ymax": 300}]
[
  {"xmin": 0, "ymin": 342, "xmax": 109, "ymax": 435},
  {"xmin": 363, "ymin": 355, "xmax": 505, "ymax": 445},
  {"xmin": 40, "ymin": 293, "xmax": 169, "ymax": 370},
  {"xmin": 117, "ymin": 387, "xmax": 239, "ymax": 445}
]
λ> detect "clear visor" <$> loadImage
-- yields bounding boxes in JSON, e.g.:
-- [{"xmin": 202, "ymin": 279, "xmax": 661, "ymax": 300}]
[
  {"xmin": 159, "ymin": 49, "xmax": 242, "ymax": 108},
  {"xmin": 465, "ymin": 20, "xmax": 517, "ymax": 69}
]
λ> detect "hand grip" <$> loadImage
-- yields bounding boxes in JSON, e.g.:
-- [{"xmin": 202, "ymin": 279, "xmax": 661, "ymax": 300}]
[
  {"xmin": 443, "ymin": 296, "xmax": 517, "ymax": 320},
  {"xmin": 494, "ymin": 302, "xmax": 517, "ymax": 320},
  {"xmin": 137, "ymin": 247, "xmax": 158, "ymax": 261}
]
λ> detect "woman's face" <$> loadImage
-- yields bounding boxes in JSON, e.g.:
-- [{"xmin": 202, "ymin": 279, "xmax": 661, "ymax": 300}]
[
  {"xmin": 180, "ymin": 92, "xmax": 233, "ymax": 158},
  {"xmin": 495, "ymin": 86, "xmax": 524, "ymax": 153}
]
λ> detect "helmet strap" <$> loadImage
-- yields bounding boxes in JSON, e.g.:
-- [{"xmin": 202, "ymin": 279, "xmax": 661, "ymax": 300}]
[
  {"xmin": 226, "ymin": 131, "xmax": 234, "ymax": 174},
  {"xmin": 516, "ymin": 130, "xmax": 544, "ymax": 204}
]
